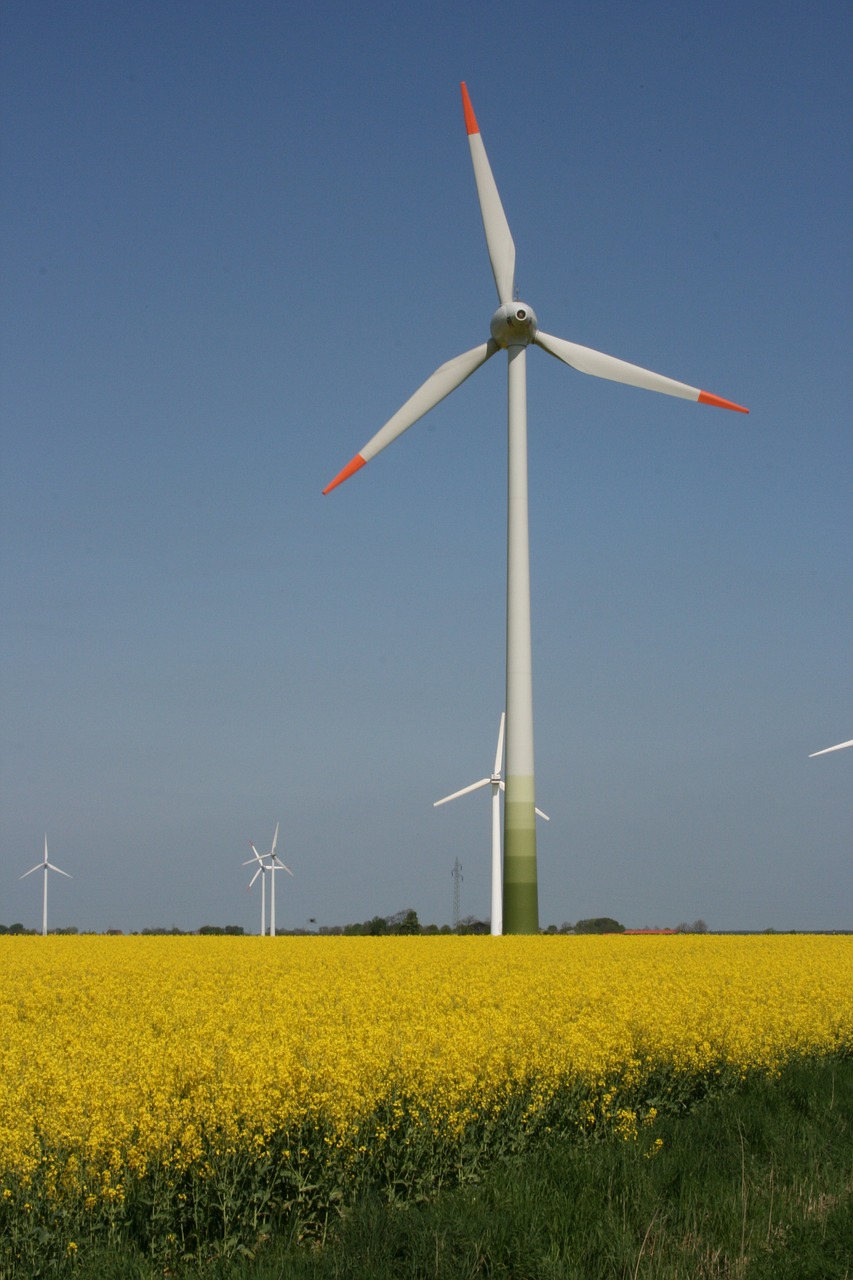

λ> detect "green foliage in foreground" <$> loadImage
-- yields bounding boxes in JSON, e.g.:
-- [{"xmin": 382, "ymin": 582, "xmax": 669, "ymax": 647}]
[{"xmin": 8, "ymin": 1056, "xmax": 851, "ymax": 1280}]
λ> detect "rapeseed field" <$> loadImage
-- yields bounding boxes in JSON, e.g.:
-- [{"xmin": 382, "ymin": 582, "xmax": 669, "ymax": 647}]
[{"xmin": 1, "ymin": 934, "xmax": 850, "ymax": 1269}]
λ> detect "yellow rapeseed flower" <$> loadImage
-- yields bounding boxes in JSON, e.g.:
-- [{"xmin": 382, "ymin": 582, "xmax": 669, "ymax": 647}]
[{"xmin": 0, "ymin": 935, "xmax": 849, "ymax": 1199}]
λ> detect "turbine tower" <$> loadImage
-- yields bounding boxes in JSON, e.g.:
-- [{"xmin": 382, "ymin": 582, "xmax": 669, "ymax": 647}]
[
  {"xmin": 20, "ymin": 835, "xmax": 70, "ymax": 936},
  {"xmin": 435, "ymin": 712, "xmax": 549, "ymax": 935},
  {"xmin": 324, "ymin": 83, "xmax": 748, "ymax": 933},
  {"xmin": 451, "ymin": 857, "xmax": 463, "ymax": 930}
]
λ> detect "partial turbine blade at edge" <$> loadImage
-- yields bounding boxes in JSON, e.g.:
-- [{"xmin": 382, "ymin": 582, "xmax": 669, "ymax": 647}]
[
  {"xmin": 323, "ymin": 340, "xmax": 499, "ymax": 494},
  {"xmin": 497, "ymin": 780, "xmax": 549, "ymax": 821},
  {"xmin": 461, "ymin": 83, "xmax": 516, "ymax": 305},
  {"xmin": 493, "ymin": 711, "xmax": 505, "ymax": 777},
  {"xmin": 809, "ymin": 739, "xmax": 853, "ymax": 757},
  {"xmin": 534, "ymin": 331, "xmax": 749, "ymax": 412},
  {"xmin": 434, "ymin": 778, "xmax": 491, "ymax": 806}
]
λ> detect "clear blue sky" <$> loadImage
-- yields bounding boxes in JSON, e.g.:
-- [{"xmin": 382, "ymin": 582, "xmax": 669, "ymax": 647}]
[{"xmin": 2, "ymin": 0, "xmax": 850, "ymax": 933}]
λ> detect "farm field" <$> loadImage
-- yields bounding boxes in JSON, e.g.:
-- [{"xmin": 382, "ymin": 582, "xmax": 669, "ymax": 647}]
[{"xmin": 1, "ymin": 934, "xmax": 851, "ymax": 1275}]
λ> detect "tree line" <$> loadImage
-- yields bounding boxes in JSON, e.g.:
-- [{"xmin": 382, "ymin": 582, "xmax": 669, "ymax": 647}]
[{"xmin": 0, "ymin": 915, "xmax": 716, "ymax": 937}]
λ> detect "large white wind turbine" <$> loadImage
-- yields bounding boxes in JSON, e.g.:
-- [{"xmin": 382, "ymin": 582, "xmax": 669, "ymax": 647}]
[
  {"xmin": 809, "ymin": 739, "xmax": 853, "ymax": 757},
  {"xmin": 324, "ymin": 83, "xmax": 748, "ymax": 932},
  {"xmin": 19, "ymin": 835, "xmax": 71, "ymax": 936},
  {"xmin": 434, "ymin": 713, "xmax": 549, "ymax": 936}
]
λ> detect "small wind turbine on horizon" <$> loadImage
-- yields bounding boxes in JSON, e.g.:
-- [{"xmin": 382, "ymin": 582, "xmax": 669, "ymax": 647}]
[
  {"xmin": 435, "ymin": 713, "xmax": 549, "ymax": 936},
  {"xmin": 809, "ymin": 739, "xmax": 853, "ymax": 758},
  {"xmin": 324, "ymin": 82, "xmax": 748, "ymax": 933},
  {"xmin": 20, "ymin": 835, "xmax": 71, "ymax": 936},
  {"xmin": 245, "ymin": 823, "xmax": 293, "ymax": 937},
  {"xmin": 244, "ymin": 841, "xmax": 270, "ymax": 936}
]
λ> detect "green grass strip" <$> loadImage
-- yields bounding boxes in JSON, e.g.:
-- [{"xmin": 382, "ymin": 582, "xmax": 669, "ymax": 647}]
[{"xmin": 14, "ymin": 1055, "xmax": 851, "ymax": 1280}]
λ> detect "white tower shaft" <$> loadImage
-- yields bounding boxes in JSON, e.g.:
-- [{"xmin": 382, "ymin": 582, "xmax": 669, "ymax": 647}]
[{"xmin": 503, "ymin": 344, "xmax": 538, "ymax": 932}]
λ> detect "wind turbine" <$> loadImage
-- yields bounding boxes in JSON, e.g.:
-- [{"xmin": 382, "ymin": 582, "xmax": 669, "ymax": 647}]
[
  {"xmin": 434, "ymin": 712, "xmax": 549, "ymax": 936},
  {"xmin": 266, "ymin": 822, "xmax": 293, "ymax": 937},
  {"xmin": 244, "ymin": 841, "xmax": 270, "ymax": 936},
  {"xmin": 268, "ymin": 844, "xmax": 293, "ymax": 938},
  {"xmin": 245, "ymin": 822, "xmax": 294, "ymax": 936},
  {"xmin": 324, "ymin": 82, "xmax": 748, "ymax": 933},
  {"xmin": 20, "ymin": 835, "xmax": 70, "ymax": 936},
  {"xmin": 809, "ymin": 739, "xmax": 853, "ymax": 757}
]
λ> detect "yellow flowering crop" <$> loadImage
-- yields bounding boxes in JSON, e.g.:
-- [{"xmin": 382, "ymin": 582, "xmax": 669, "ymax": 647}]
[{"xmin": 0, "ymin": 935, "xmax": 850, "ymax": 1200}]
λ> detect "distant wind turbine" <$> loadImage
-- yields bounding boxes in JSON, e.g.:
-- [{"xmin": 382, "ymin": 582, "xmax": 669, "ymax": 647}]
[
  {"xmin": 245, "ymin": 823, "xmax": 293, "ymax": 936},
  {"xmin": 434, "ymin": 713, "xmax": 549, "ymax": 936},
  {"xmin": 324, "ymin": 82, "xmax": 748, "ymax": 933},
  {"xmin": 809, "ymin": 739, "xmax": 853, "ymax": 758},
  {"xmin": 267, "ymin": 819, "xmax": 294, "ymax": 942},
  {"xmin": 244, "ymin": 841, "xmax": 270, "ymax": 936},
  {"xmin": 245, "ymin": 824, "xmax": 292, "ymax": 936},
  {"xmin": 19, "ymin": 835, "xmax": 70, "ymax": 936}
]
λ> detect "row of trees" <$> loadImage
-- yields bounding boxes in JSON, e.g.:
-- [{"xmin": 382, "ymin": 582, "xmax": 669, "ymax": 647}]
[
  {"xmin": 335, "ymin": 910, "xmax": 491, "ymax": 936},
  {"xmin": 0, "ymin": 916, "xmax": 712, "ymax": 937},
  {"xmin": 335, "ymin": 914, "xmax": 632, "ymax": 936},
  {"xmin": 0, "ymin": 923, "xmax": 247, "ymax": 936}
]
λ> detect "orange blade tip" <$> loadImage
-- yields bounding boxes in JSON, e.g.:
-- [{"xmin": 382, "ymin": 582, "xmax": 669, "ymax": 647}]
[
  {"xmin": 460, "ymin": 82, "xmax": 479, "ymax": 136},
  {"xmin": 698, "ymin": 391, "xmax": 749, "ymax": 414},
  {"xmin": 322, "ymin": 453, "xmax": 367, "ymax": 495}
]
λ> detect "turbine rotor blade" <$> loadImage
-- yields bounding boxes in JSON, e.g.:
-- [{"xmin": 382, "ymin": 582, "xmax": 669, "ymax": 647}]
[
  {"xmin": 809, "ymin": 739, "xmax": 853, "ymax": 757},
  {"xmin": 434, "ymin": 778, "xmax": 491, "ymax": 806},
  {"xmin": 496, "ymin": 779, "xmax": 548, "ymax": 820},
  {"xmin": 494, "ymin": 711, "xmax": 506, "ymax": 777},
  {"xmin": 46, "ymin": 864, "xmax": 71, "ymax": 877},
  {"xmin": 461, "ymin": 83, "xmax": 516, "ymax": 304},
  {"xmin": 323, "ymin": 341, "xmax": 499, "ymax": 494},
  {"xmin": 249, "ymin": 867, "xmax": 262, "ymax": 887},
  {"xmin": 534, "ymin": 331, "xmax": 749, "ymax": 412},
  {"xmin": 271, "ymin": 823, "xmax": 279, "ymax": 856},
  {"xmin": 19, "ymin": 864, "xmax": 42, "ymax": 879}
]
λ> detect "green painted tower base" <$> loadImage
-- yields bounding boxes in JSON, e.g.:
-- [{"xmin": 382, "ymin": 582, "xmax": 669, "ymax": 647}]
[{"xmin": 503, "ymin": 779, "xmax": 539, "ymax": 933}]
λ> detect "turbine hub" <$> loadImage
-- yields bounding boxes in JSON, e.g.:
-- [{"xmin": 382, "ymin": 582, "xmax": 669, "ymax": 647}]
[{"xmin": 490, "ymin": 301, "xmax": 538, "ymax": 349}]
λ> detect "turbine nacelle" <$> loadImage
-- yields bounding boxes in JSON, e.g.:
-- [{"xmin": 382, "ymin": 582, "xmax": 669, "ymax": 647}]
[{"xmin": 490, "ymin": 302, "xmax": 538, "ymax": 348}]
